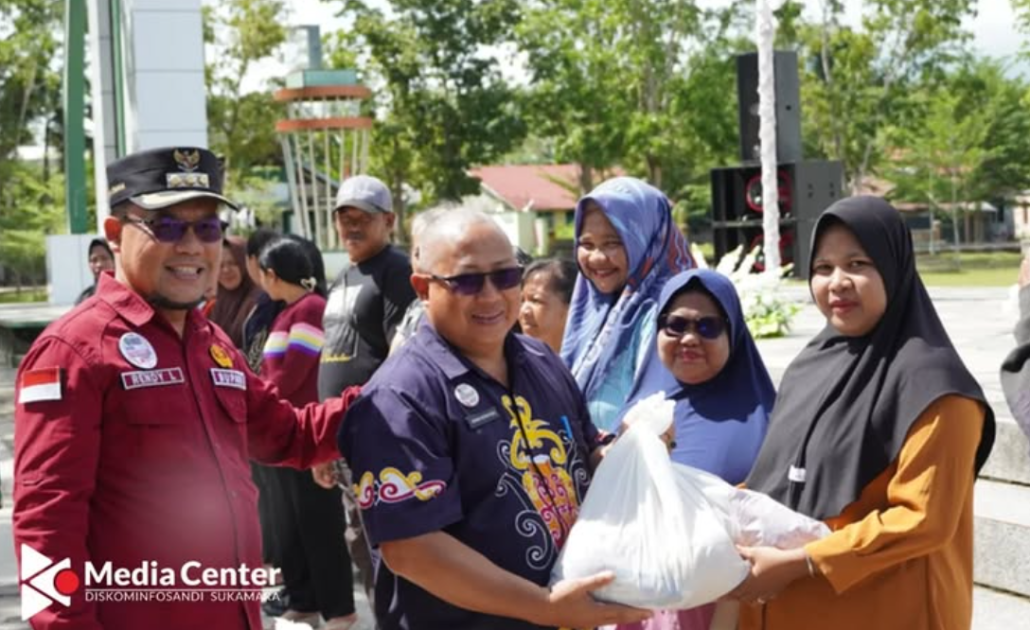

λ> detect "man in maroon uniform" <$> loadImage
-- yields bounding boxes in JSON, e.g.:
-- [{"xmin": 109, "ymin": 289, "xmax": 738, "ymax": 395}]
[{"xmin": 13, "ymin": 147, "xmax": 357, "ymax": 630}]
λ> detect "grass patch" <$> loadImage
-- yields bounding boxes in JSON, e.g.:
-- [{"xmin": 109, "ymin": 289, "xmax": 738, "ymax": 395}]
[
  {"xmin": 775, "ymin": 250, "xmax": 1021, "ymax": 287},
  {"xmin": 0, "ymin": 289, "xmax": 47, "ymax": 303},
  {"xmin": 917, "ymin": 267, "xmax": 1017, "ymax": 287},
  {"xmin": 916, "ymin": 250, "xmax": 1021, "ymax": 272},
  {"xmin": 915, "ymin": 251, "xmax": 1020, "ymax": 286}
]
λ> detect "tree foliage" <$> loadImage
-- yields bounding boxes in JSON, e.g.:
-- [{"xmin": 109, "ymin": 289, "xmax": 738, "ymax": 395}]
[
  {"xmin": 0, "ymin": 0, "xmax": 63, "ymax": 285},
  {"xmin": 329, "ymin": 0, "xmax": 526, "ymax": 211},
  {"xmin": 787, "ymin": 0, "xmax": 977, "ymax": 190},
  {"xmin": 518, "ymin": 0, "xmax": 746, "ymax": 190},
  {"xmin": 203, "ymin": 0, "xmax": 287, "ymax": 193}
]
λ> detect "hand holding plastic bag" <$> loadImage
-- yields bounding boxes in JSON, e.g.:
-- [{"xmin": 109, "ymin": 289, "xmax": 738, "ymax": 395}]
[{"xmin": 552, "ymin": 393, "xmax": 829, "ymax": 610}]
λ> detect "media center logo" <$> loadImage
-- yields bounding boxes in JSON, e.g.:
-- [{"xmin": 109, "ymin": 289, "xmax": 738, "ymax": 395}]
[
  {"xmin": 18, "ymin": 544, "xmax": 281, "ymax": 620},
  {"xmin": 20, "ymin": 545, "xmax": 80, "ymax": 620}
]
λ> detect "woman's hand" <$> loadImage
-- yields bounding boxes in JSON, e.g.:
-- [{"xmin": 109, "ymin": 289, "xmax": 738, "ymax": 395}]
[
  {"xmin": 617, "ymin": 418, "xmax": 676, "ymax": 454},
  {"xmin": 727, "ymin": 546, "xmax": 811, "ymax": 605}
]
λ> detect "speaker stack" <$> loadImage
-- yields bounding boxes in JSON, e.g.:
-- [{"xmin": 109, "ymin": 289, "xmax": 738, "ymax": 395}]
[{"xmin": 711, "ymin": 50, "xmax": 846, "ymax": 278}]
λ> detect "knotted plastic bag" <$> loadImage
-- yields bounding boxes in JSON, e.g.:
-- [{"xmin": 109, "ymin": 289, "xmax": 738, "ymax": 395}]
[{"xmin": 552, "ymin": 393, "xmax": 829, "ymax": 609}]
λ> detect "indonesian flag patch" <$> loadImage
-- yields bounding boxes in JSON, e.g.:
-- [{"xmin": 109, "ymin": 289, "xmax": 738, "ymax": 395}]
[{"xmin": 19, "ymin": 368, "xmax": 63, "ymax": 404}]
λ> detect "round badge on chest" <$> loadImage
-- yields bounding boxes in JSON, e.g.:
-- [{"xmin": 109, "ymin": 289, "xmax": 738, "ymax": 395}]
[
  {"xmin": 118, "ymin": 332, "xmax": 158, "ymax": 369},
  {"xmin": 210, "ymin": 344, "xmax": 233, "ymax": 368},
  {"xmin": 454, "ymin": 383, "xmax": 480, "ymax": 408}
]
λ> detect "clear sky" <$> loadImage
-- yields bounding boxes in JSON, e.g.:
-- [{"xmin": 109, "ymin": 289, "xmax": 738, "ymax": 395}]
[{"xmin": 240, "ymin": 0, "xmax": 1026, "ymax": 91}]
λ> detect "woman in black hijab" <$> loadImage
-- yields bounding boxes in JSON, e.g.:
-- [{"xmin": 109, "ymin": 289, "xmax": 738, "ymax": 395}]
[{"xmin": 731, "ymin": 196, "xmax": 994, "ymax": 630}]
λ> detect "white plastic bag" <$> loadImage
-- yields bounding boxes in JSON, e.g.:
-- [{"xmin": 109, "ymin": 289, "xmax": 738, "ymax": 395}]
[{"xmin": 552, "ymin": 393, "xmax": 830, "ymax": 610}]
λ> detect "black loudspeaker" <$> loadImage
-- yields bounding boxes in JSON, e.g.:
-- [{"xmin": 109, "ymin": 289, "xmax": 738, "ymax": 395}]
[
  {"xmin": 710, "ymin": 160, "xmax": 845, "ymax": 278},
  {"xmin": 736, "ymin": 51, "xmax": 803, "ymax": 164}
]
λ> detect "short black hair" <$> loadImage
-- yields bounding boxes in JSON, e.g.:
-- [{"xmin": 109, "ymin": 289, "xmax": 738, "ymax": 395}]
[
  {"xmin": 258, "ymin": 237, "xmax": 324, "ymax": 297},
  {"xmin": 88, "ymin": 238, "xmax": 113, "ymax": 259},
  {"xmin": 523, "ymin": 258, "xmax": 578, "ymax": 305},
  {"xmin": 284, "ymin": 234, "xmax": 327, "ymax": 297},
  {"xmin": 246, "ymin": 228, "xmax": 280, "ymax": 258}
]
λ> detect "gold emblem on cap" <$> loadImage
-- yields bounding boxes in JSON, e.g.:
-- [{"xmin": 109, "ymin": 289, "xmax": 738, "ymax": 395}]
[
  {"xmin": 210, "ymin": 344, "xmax": 233, "ymax": 368},
  {"xmin": 173, "ymin": 148, "xmax": 201, "ymax": 172},
  {"xmin": 108, "ymin": 182, "xmax": 126, "ymax": 195},
  {"xmin": 166, "ymin": 172, "xmax": 211, "ymax": 189}
]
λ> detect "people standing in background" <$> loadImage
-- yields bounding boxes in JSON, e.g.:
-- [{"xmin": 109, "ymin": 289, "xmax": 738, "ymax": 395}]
[
  {"xmin": 1000, "ymin": 254, "xmax": 1030, "ymax": 449},
  {"xmin": 519, "ymin": 258, "xmax": 577, "ymax": 354},
  {"xmin": 239, "ymin": 228, "xmax": 288, "ymax": 604},
  {"xmin": 735, "ymin": 197, "xmax": 995, "ymax": 630},
  {"xmin": 205, "ymin": 236, "xmax": 261, "ymax": 347},
  {"xmin": 74, "ymin": 238, "xmax": 115, "ymax": 304},
  {"xmin": 318, "ymin": 175, "xmax": 417, "ymax": 608},
  {"xmin": 389, "ymin": 205, "xmax": 454, "ymax": 354},
  {"xmin": 242, "ymin": 228, "xmax": 284, "ymax": 373},
  {"xmin": 561, "ymin": 177, "xmax": 693, "ymax": 432},
  {"xmin": 616, "ymin": 269, "xmax": 774, "ymax": 630},
  {"xmin": 259, "ymin": 236, "xmax": 359, "ymax": 630}
]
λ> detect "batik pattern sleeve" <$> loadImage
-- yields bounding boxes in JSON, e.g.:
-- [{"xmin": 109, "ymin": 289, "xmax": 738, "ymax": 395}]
[
  {"xmin": 13, "ymin": 338, "xmax": 105, "ymax": 630},
  {"xmin": 338, "ymin": 386, "xmax": 463, "ymax": 546}
]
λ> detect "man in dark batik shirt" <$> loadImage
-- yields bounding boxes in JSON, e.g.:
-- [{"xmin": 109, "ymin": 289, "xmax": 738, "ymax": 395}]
[{"xmin": 338, "ymin": 208, "xmax": 649, "ymax": 630}]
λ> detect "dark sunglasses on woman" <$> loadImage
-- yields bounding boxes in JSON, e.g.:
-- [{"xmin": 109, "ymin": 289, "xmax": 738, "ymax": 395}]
[
  {"xmin": 430, "ymin": 267, "xmax": 523, "ymax": 296},
  {"xmin": 658, "ymin": 313, "xmax": 727, "ymax": 340},
  {"xmin": 123, "ymin": 215, "xmax": 229, "ymax": 244}
]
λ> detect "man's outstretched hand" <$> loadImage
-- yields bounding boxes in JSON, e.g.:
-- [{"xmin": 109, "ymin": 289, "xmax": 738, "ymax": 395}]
[{"xmin": 540, "ymin": 572, "xmax": 652, "ymax": 629}]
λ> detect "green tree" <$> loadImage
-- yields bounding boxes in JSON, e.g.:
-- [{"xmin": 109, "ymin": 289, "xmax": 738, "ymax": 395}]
[
  {"xmin": 0, "ymin": 1, "xmax": 63, "ymax": 286},
  {"xmin": 1015, "ymin": 0, "xmax": 1030, "ymax": 42},
  {"xmin": 330, "ymin": 0, "xmax": 527, "ymax": 211},
  {"xmin": 517, "ymin": 0, "xmax": 745, "ymax": 195},
  {"xmin": 885, "ymin": 88, "xmax": 990, "ymax": 249},
  {"xmin": 0, "ymin": 163, "xmax": 65, "ymax": 288},
  {"xmin": 793, "ymin": 0, "xmax": 976, "ymax": 189},
  {"xmin": 947, "ymin": 58, "xmax": 1030, "ymax": 199},
  {"xmin": 203, "ymin": 0, "xmax": 287, "ymax": 193}
]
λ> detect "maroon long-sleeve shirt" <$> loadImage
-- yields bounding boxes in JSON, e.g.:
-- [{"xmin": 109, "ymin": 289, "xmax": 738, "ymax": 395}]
[{"xmin": 13, "ymin": 274, "xmax": 355, "ymax": 630}]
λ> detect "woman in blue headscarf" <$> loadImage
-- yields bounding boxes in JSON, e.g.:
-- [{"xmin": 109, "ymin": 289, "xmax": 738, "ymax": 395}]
[
  {"xmin": 561, "ymin": 177, "xmax": 693, "ymax": 432},
  {"xmin": 618, "ymin": 268, "xmax": 775, "ymax": 630}
]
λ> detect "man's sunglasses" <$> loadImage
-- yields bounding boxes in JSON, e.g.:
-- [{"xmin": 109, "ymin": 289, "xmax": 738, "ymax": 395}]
[
  {"xmin": 123, "ymin": 215, "xmax": 229, "ymax": 244},
  {"xmin": 430, "ymin": 267, "xmax": 523, "ymax": 296},
  {"xmin": 658, "ymin": 314, "xmax": 728, "ymax": 340}
]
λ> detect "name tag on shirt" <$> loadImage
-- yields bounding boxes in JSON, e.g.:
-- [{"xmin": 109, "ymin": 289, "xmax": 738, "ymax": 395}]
[
  {"xmin": 464, "ymin": 407, "xmax": 502, "ymax": 430},
  {"xmin": 121, "ymin": 368, "xmax": 185, "ymax": 390},
  {"xmin": 210, "ymin": 368, "xmax": 247, "ymax": 391}
]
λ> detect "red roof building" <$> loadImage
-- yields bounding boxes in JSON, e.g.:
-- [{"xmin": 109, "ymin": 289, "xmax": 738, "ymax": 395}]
[{"xmin": 470, "ymin": 164, "xmax": 622, "ymax": 212}]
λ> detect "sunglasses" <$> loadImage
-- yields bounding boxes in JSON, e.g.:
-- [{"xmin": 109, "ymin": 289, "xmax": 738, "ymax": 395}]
[
  {"xmin": 658, "ymin": 314, "xmax": 727, "ymax": 340},
  {"xmin": 430, "ymin": 267, "xmax": 523, "ymax": 296},
  {"xmin": 124, "ymin": 215, "xmax": 229, "ymax": 244}
]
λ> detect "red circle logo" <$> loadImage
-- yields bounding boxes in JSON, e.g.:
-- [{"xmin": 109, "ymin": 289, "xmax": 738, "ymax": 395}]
[{"xmin": 54, "ymin": 569, "xmax": 80, "ymax": 596}]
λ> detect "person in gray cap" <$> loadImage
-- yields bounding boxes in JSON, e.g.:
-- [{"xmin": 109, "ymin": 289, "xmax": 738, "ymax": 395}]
[
  {"xmin": 315, "ymin": 174, "xmax": 417, "ymax": 608},
  {"xmin": 12, "ymin": 146, "xmax": 362, "ymax": 630}
]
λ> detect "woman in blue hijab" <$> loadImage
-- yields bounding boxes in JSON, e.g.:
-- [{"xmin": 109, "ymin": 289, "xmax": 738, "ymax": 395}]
[
  {"xmin": 561, "ymin": 177, "xmax": 693, "ymax": 432},
  {"xmin": 617, "ymin": 269, "xmax": 775, "ymax": 630}
]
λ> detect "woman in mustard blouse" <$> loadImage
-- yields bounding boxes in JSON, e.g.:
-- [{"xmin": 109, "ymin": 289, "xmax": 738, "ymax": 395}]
[{"xmin": 732, "ymin": 196, "xmax": 996, "ymax": 630}]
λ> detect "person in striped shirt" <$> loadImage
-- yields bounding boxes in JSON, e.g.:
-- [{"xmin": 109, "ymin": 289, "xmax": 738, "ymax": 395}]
[{"xmin": 258, "ymin": 236, "xmax": 359, "ymax": 630}]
